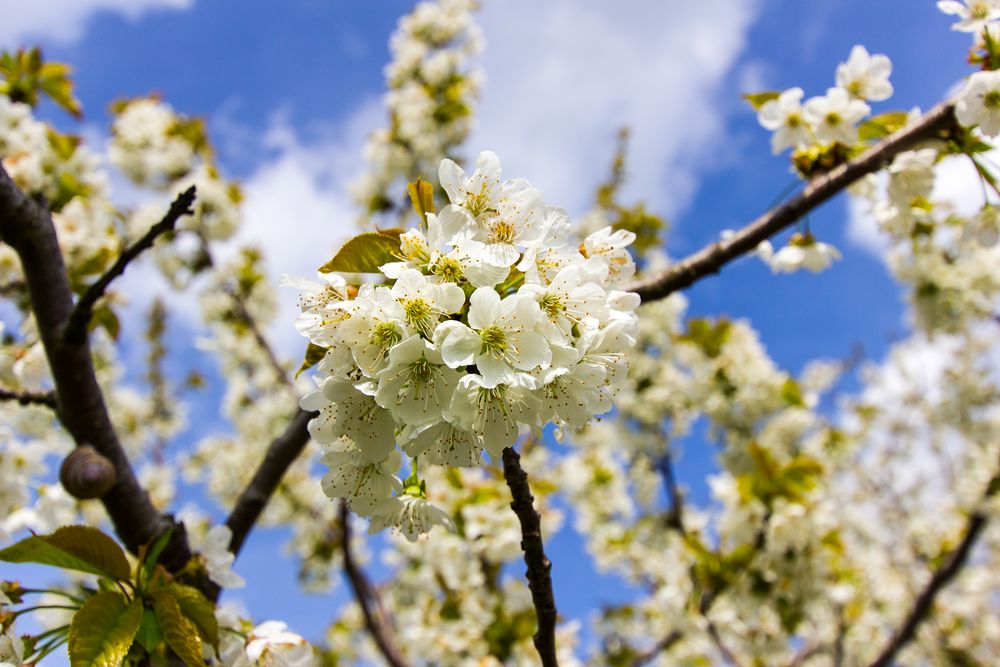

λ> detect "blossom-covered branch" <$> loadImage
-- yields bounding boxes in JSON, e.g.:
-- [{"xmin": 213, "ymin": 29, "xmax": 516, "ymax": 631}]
[
  {"xmin": 0, "ymin": 163, "xmax": 192, "ymax": 568},
  {"xmin": 62, "ymin": 185, "xmax": 196, "ymax": 344},
  {"xmin": 625, "ymin": 101, "xmax": 957, "ymax": 303},
  {"xmin": 0, "ymin": 385, "xmax": 56, "ymax": 409},
  {"xmin": 502, "ymin": 446, "xmax": 559, "ymax": 667},
  {"xmin": 865, "ymin": 463, "xmax": 1000, "ymax": 667},
  {"xmin": 338, "ymin": 502, "xmax": 412, "ymax": 667}
]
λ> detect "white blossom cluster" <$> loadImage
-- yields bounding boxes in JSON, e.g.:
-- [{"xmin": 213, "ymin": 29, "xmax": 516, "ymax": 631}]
[
  {"xmin": 351, "ymin": 0, "xmax": 483, "ymax": 224},
  {"xmin": 109, "ymin": 97, "xmax": 242, "ymax": 285},
  {"xmin": 0, "ymin": 96, "xmax": 107, "ymax": 209},
  {"xmin": 750, "ymin": 45, "xmax": 894, "ymax": 274},
  {"xmin": 108, "ymin": 97, "xmax": 199, "ymax": 187},
  {"xmin": 295, "ymin": 151, "xmax": 640, "ymax": 539}
]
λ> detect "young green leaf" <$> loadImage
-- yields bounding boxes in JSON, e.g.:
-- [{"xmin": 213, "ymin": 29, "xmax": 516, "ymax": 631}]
[
  {"xmin": 134, "ymin": 608, "xmax": 164, "ymax": 654},
  {"xmin": 858, "ymin": 111, "xmax": 909, "ymax": 141},
  {"xmin": 407, "ymin": 178, "xmax": 435, "ymax": 222},
  {"xmin": 318, "ymin": 232, "xmax": 401, "ymax": 275},
  {"xmin": 742, "ymin": 90, "xmax": 781, "ymax": 111},
  {"xmin": 166, "ymin": 583, "xmax": 219, "ymax": 653},
  {"xmin": 0, "ymin": 525, "xmax": 131, "ymax": 581},
  {"xmin": 151, "ymin": 591, "xmax": 206, "ymax": 667},
  {"xmin": 68, "ymin": 592, "xmax": 142, "ymax": 667},
  {"xmin": 295, "ymin": 342, "xmax": 328, "ymax": 379}
]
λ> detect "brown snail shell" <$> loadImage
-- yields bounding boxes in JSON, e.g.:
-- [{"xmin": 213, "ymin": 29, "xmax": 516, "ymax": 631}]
[{"xmin": 59, "ymin": 446, "xmax": 116, "ymax": 499}]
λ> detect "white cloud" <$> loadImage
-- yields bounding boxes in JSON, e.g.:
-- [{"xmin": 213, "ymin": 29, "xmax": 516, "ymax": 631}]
[
  {"xmin": 470, "ymin": 0, "xmax": 760, "ymax": 219},
  {"xmin": 0, "ymin": 0, "xmax": 193, "ymax": 49},
  {"xmin": 233, "ymin": 101, "xmax": 381, "ymax": 356}
]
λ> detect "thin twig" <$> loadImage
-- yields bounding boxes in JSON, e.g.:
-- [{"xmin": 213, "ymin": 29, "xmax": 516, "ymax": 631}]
[
  {"xmin": 501, "ymin": 446, "xmax": 559, "ymax": 667},
  {"xmin": 0, "ymin": 164, "xmax": 192, "ymax": 570},
  {"xmin": 62, "ymin": 187, "xmax": 196, "ymax": 344},
  {"xmin": 224, "ymin": 408, "xmax": 316, "ymax": 559},
  {"xmin": 625, "ymin": 102, "xmax": 957, "ymax": 303},
  {"xmin": 225, "ymin": 286, "xmax": 292, "ymax": 388},
  {"xmin": 864, "ymin": 465, "xmax": 999, "ymax": 667},
  {"xmin": 0, "ymin": 385, "xmax": 57, "ymax": 409},
  {"xmin": 629, "ymin": 630, "xmax": 682, "ymax": 667},
  {"xmin": 338, "ymin": 502, "xmax": 412, "ymax": 667},
  {"xmin": 656, "ymin": 449, "xmax": 686, "ymax": 534},
  {"xmin": 706, "ymin": 619, "xmax": 746, "ymax": 667}
]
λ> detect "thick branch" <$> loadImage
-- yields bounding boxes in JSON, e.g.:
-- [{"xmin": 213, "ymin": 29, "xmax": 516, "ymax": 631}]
[
  {"xmin": 501, "ymin": 446, "xmax": 559, "ymax": 667},
  {"xmin": 626, "ymin": 102, "xmax": 957, "ymax": 303},
  {"xmin": 0, "ymin": 165, "xmax": 191, "ymax": 569},
  {"xmin": 864, "ymin": 466, "xmax": 999, "ymax": 667},
  {"xmin": 225, "ymin": 408, "xmax": 316, "ymax": 558},
  {"xmin": 0, "ymin": 385, "xmax": 57, "ymax": 409},
  {"xmin": 338, "ymin": 502, "xmax": 412, "ymax": 667},
  {"xmin": 62, "ymin": 187, "xmax": 196, "ymax": 344}
]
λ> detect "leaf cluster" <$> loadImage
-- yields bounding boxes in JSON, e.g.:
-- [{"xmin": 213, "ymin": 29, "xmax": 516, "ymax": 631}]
[{"xmin": 0, "ymin": 526, "xmax": 221, "ymax": 667}]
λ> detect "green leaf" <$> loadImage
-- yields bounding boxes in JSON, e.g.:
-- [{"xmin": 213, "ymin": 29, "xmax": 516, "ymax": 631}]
[
  {"xmin": 295, "ymin": 342, "xmax": 328, "ymax": 379},
  {"xmin": 0, "ymin": 525, "xmax": 131, "ymax": 581},
  {"xmin": 166, "ymin": 583, "xmax": 219, "ymax": 653},
  {"xmin": 152, "ymin": 591, "xmax": 205, "ymax": 667},
  {"xmin": 90, "ymin": 304, "xmax": 121, "ymax": 341},
  {"xmin": 68, "ymin": 592, "xmax": 142, "ymax": 667},
  {"xmin": 318, "ymin": 232, "xmax": 401, "ymax": 275},
  {"xmin": 134, "ymin": 608, "xmax": 163, "ymax": 654},
  {"xmin": 858, "ymin": 111, "xmax": 909, "ymax": 141},
  {"xmin": 742, "ymin": 90, "xmax": 780, "ymax": 110},
  {"xmin": 407, "ymin": 178, "xmax": 435, "ymax": 222},
  {"xmin": 140, "ymin": 528, "xmax": 173, "ymax": 585}
]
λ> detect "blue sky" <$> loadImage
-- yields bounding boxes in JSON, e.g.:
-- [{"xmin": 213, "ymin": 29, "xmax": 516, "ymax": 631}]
[{"xmin": 2, "ymin": 0, "xmax": 976, "ymax": 657}]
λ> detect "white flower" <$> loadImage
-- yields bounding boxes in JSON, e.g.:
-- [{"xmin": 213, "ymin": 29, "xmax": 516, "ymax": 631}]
[
  {"xmin": 374, "ymin": 334, "xmax": 461, "ymax": 426},
  {"xmin": 389, "ymin": 268, "xmax": 465, "ymax": 336},
  {"xmin": 320, "ymin": 444, "xmax": 402, "ymax": 515},
  {"xmin": 403, "ymin": 420, "xmax": 484, "ymax": 467},
  {"xmin": 0, "ymin": 628, "xmax": 24, "ymax": 667},
  {"xmin": 938, "ymin": 0, "xmax": 1000, "ymax": 32},
  {"xmin": 804, "ymin": 87, "xmax": 870, "ymax": 145},
  {"xmin": 836, "ymin": 45, "xmax": 893, "ymax": 101},
  {"xmin": 519, "ymin": 263, "xmax": 609, "ymax": 342},
  {"xmin": 582, "ymin": 226, "xmax": 636, "ymax": 284},
  {"xmin": 758, "ymin": 87, "xmax": 815, "ymax": 153},
  {"xmin": 440, "ymin": 151, "xmax": 544, "ymax": 267},
  {"xmin": 337, "ymin": 286, "xmax": 409, "ymax": 376},
  {"xmin": 517, "ymin": 206, "xmax": 584, "ymax": 284},
  {"xmin": 301, "ymin": 380, "xmax": 396, "ymax": 462},
  {"xmin": 368, "ymin": 494, "xmax": 455, "ymax": 541},
  {"xmin": 434, "ymin": 288, "xmax": 551, "ymax": 388},
  {"xmin": 956, "ymin": 70, "xmax": 1000, "ymax": 136},
  {"xmin": 242, "ymin": 621, "xmax": 317, "ymax": 667},
  {"xmin": 768, "ymin": 233, "xmax": 842, "ymax": 273},
  {"xmin": 195, "ymin": 525, "xmax": 245, "ymax": 589},
  {"xmin": 445, "ymin": 373, "xmax": 540, "ymax": 457}
]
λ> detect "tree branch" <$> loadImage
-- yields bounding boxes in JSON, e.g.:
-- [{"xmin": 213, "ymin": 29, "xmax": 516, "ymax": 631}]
[
  {"xmin": 0, "ymin": 385, "xmax": 57, "ymax": 409},
  {"xmin": 62, "ymin": 186, "xmax": 196, "ymax": 344},
  {"xmin": 864, "ymin": 465, "xmax": 999, "ymax": 667},
  {"xmin": 224, "ymin": 408, "xmax": 316, "ymax": 559},
  {"xmin": 0, "ymin": 164, "xmax": 192, "ymax": 570},
  {"xmin": 501, "ymin": 446, "xmax": 559, "ymax": 667},
  {"xmin": 338, "ymin": 502, "xmax": 412, "ymax": 667},
  {"xmin": 625, "ymin": 102, "xmax": 958, "ymax": 303},
  {"xmin": 630, "ymin": 631, "xmax": 682, "ymax": 667},
  {"xmin": 224, "ymin": 286, "xmax": 292, "ymax": 388}
]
